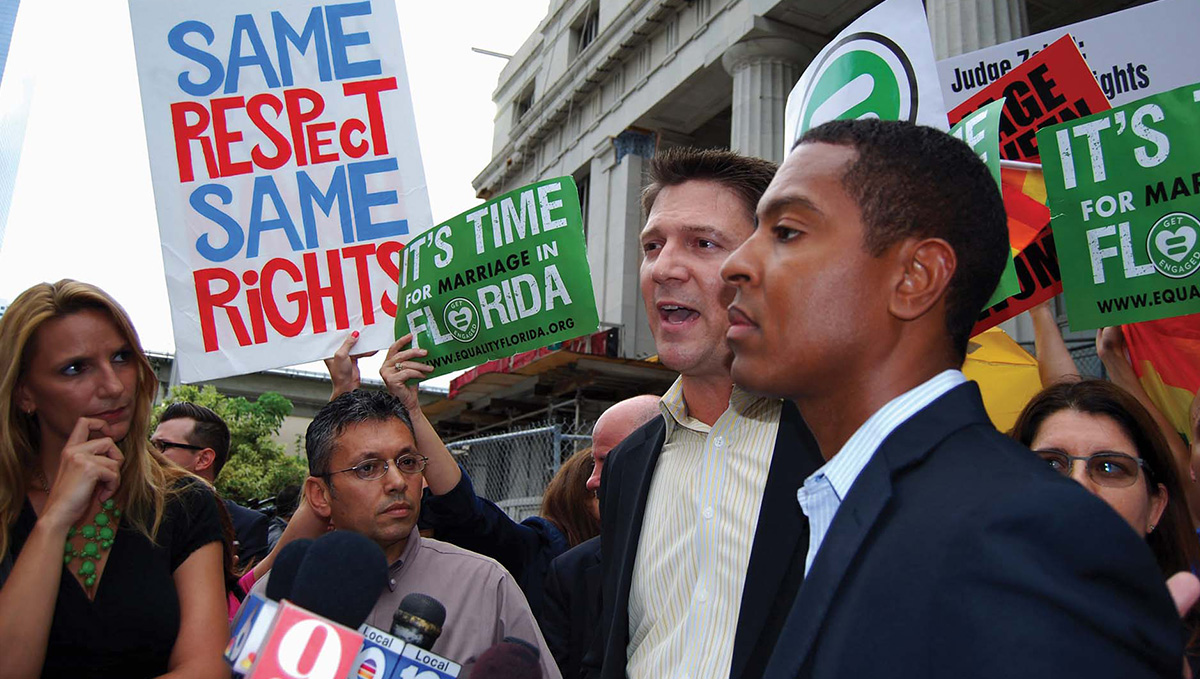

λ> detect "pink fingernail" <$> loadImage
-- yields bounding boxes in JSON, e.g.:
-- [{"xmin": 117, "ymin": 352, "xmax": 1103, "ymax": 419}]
[{"xmin": 352, "ymin": 331, "xmax": 359, "ymax": 338}]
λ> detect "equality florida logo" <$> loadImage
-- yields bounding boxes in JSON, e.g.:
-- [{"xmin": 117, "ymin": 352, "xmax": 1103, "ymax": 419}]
[
  {"xmin": 1147, "ymin": 212, "xmax": 1200, "ymax": 279},
  {"xmin": 794, "ymin": 32, "xmax": 918, "ymax": 142},
  {"xmin": 443, "ymin": 297, "xmax": 481, "ymax": 342}
]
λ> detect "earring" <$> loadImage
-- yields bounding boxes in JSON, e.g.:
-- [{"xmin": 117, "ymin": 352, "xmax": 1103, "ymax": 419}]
[{"xmin": 1148, "ymin": 524, "xmax": 1156, "ymax": 533}]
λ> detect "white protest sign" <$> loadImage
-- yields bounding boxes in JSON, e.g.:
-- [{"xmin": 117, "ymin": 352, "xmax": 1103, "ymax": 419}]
[
  {"xmin": 783, "ymin": 0, "xmax": 948, "ymax": 155},
  {"xmin": 129, "ymin": 0, "xmax": 432, "ymax": 382},
  {"xmin": 938, "ymin": 0, "xmax": 1200, "ymax": 110}
]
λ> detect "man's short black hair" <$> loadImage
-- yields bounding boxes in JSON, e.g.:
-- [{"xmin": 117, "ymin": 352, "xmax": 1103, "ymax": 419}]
[
  {"xmin": 160, "ymin": 401, "xmax": 231, "ymax": 477},
  {"xmin": 797, "ymin": 119, "xmax": 1008, "ymax": 360},
  {"xmin": 306, "ymin": 389, "xmax": 414, "ymax": 476}
]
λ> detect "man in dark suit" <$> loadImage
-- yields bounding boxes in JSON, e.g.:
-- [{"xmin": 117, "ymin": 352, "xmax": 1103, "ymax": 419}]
[
  {"xmin": 540, "ymin": 395, "xmax": 663, "ymax": 679},
  {"xmin": 586, "ymin": 148, "xmax": 825, "ymax": 679},
  {"xmin": 153, "ymin": 402, "xmax": 271, "ymax": 566},
  {"xmin": 719, "ymin": 119, "xmax": 1182, "ymax": 677}
]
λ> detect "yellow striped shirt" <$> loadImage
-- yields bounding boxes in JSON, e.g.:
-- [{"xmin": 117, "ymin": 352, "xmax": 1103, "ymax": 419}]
[{"xmin": 627, "ymin": 377, "xmax": 782, "ymax": 679}]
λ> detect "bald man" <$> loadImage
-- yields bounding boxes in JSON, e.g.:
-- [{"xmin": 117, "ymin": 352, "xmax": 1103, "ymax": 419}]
[
  {"xmin": 543, "ymin": 395, "xmax": 663, "ymax": 679},
  {"xmin": 585, "ymin": 394, "xmax": 663, "ymax": 521}
]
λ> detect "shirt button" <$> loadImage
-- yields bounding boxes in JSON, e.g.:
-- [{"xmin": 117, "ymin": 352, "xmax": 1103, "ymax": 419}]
[
  {"xmin": 697, "ymin": 585, "xmax": 708, "ymax": 602},
  {"xmin": 702, "ymin": 506, "xmax": 714, "ymax": 519},
  {"xmin": 714, "ymin": 436, "xmax": 724, "ymax": 447}
]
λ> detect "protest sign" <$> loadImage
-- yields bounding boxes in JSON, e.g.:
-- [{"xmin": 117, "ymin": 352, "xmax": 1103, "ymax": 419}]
[
  {"xmin": 972, "ymin": 163, "xmax": 1062, "ymax": 336},
  {"xmin": 950, "ymin": 99, "xmax": 1019, "ymax": 307},
  {"xmin": 939, "ymin": 0, "xmax": 1200, "ymax": 110},
  {"xmin": 398, "ymin": 178, "xmax": 599, "ymax": 380},
  {"xmin": 1038, "ymin": 82, "xmax": 1200, "ymax": 331},
  {"xmin": 782, "ymin": 0, "xmax": 947, "ymax": 154},
  {"xmin": 948, "ymin": 35, "xmax": 1109, "ymax": 163},
  {"xmin": 129, "ymin": 0, "xmax": 431, "ymax": 382}
]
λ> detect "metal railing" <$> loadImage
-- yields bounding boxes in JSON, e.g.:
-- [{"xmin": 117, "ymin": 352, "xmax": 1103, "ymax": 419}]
[{"xmin": 445, "ymin": 421, "xmax": 592, "ymax": 521}]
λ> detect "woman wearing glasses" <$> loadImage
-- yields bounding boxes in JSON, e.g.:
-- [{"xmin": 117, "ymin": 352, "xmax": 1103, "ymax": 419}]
[
  {"xmin": 1011, "ymin": 379, "xmax": 1198, "ymax": 573},
  {"xmin": 0, "ymin": 280, "xmax": 228, "ymax": 679}
]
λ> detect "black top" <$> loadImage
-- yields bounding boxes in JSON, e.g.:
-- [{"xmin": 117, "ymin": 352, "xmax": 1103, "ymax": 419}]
[{"xmin": 8, "ymin": 478, "xmax": 223, "ymax": 679}]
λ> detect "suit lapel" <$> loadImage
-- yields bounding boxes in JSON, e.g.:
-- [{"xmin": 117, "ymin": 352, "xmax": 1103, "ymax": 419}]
[
  {"xmin": 612, "ymin": 420, "xmax": 667, "ymax": 646},
  {"xmin": 765, "ymin": 383, "xmax": 990, "ymax": 677},
  {"xmin": 729, "ymin": 401, "xmax": 823, "ymax": 679}
]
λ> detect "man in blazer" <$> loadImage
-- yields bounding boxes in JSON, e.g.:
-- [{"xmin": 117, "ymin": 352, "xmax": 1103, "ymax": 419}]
[
  {"xmin": 586, "ymin": 147, "xmax": 825, "ymax": 679},
  {"xmin": 720, "ymin": 119, "xmax": 1182, "ymax": 677}
]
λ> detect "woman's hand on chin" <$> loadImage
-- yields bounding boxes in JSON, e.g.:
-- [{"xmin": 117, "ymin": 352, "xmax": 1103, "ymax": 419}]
[{"xmin": 41, "ymin": 417, "xmax": 124, "ymax": 529}]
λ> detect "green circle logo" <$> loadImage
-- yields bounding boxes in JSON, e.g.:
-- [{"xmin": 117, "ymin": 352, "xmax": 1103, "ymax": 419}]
[
  {"xmin": 443, "ymin": 297, "xmax": 480, "ymax": 342},
  {"xmin": 793, "ymin": 32, "xmax": 918, "ymax": 146},
  {"xmin": 1147, "ymin": 212, "xmax": 1200, "ymax": 279}
]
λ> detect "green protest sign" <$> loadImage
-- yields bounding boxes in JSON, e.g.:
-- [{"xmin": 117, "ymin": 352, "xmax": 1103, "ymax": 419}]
[
  {"xmin": 950, "ymin": 98, "xmax": 1019, "ymax": 308},
  {"xmin": 1038, "ymin": 83, "xmax": 1200, "ymax": 330},
  {"xmin": 397, "ymin": 177, "xmax": 599, "ymax": 379}
]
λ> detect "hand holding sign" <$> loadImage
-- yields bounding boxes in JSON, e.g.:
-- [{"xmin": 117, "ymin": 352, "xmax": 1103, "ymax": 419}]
[{"xmin": 380, "ymin": 334, "xmax": 434, "ymax": 413}]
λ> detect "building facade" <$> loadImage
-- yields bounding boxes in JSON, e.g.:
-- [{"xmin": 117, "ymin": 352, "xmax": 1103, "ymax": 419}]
[{"xmin": 473, "ymin": 0, "xmax": 1150, "ymax": 356}]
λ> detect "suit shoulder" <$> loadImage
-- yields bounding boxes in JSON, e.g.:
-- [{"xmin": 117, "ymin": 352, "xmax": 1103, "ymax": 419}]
[{"xmin": 606, "ymin": 417, "xmax": 665, "ymax": 470}]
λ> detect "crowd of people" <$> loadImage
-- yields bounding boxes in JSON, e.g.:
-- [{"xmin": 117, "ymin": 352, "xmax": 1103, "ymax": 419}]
[{"xmin": 1, "ymin": 118, "xmax": 1199, "ymax": 679}]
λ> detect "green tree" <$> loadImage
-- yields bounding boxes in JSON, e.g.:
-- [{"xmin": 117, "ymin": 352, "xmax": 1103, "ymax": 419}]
[{"xmin": 152, "ymin": 385, "xmax": 307, "ymax": 504}]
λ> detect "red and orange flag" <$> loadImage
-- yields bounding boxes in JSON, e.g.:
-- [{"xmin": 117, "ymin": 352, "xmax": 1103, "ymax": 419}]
[{"xmin": 1122, "ymin": 314, "xmax": 1200, "ymax": 438}]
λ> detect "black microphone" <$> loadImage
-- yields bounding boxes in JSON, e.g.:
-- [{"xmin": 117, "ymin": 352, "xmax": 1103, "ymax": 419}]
[
  {"xmin": 289, "ymin": 531, "xmax": 387, "ymax": 629},
  {"xmin": 472, "ymin": 637, "xmax": 541, "ymax": 678},
  {"xmin": 264, "ymin": 538, "xmax": 312, "ymax": 601},
  {"xmin": 390, "ymin": 592, "xmax": 446, "ymax": 650}
]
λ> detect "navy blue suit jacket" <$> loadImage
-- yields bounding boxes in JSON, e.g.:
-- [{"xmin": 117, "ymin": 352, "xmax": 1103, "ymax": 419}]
[
  {"xmin": 223, "ymin": 499, "xmax": 270, "ymax": 566},
  {"xmin": 588, "ymin": 400, "xmax": 823, "ymax": 679},
  {"xmin": 541, "ymin": 536, "xmax": 602, "ymax": 679},
  {"xmin": 762, "ymin": 382, "xmax": 1182, "ymax": 678}
]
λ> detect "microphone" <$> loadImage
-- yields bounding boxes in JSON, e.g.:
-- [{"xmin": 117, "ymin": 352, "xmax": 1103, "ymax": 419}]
[
  {"xmin": 472, "ymin": 638, "xmax": 542, "ymax": 678},
  {"xmin": 350, "ymin": 622, "xmax": 462, "ymax": 679},
  {"xmin": 264, "ymin": 538, "xmax": 312, "ymax": 601},
  {"xmin": 290, "ymin": 531, "xmax": 387, "ymax": 629},
  {"xmin": 230, "ymin": 532, "xmax": 387, "ymax": 678},
  {"xmin": 390, "ymin": 592, "xmax": 446, "ymax": 650}
]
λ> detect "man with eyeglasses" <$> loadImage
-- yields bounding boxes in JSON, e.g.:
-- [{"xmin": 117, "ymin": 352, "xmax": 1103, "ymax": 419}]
[
  {"xmin": 266, "ymin": 388, "xmax": 560, "ymax": 675},
  {"xmin": 153, "ymin": 401, "xmax": 271, "ymax": 566}
]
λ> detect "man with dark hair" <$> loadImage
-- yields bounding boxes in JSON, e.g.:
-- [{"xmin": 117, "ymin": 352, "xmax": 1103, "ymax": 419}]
[
  {"xmin": 255, "ymin": 389, "xmax": 560, "ymax": 676},
  {"xmin": 720, "ymin": 119, "xmax": 1181, "ymax": 677},
  {"xmin": 589, "ymin": 147, "xmax": 825, "ymax": 679},
  {"xmin": 154, "ymin": 401, "xmax": 270, "ymax": 565}
]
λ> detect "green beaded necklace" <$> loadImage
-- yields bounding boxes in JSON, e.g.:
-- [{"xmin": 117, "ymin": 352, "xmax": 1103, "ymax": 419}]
[
  {"xmin": 36, "ymin": 468, "xmax": 121, "ymax": 590},
  {"xmin": 64, "ymin": 499, "xmax": 121, "ymax": 589}
]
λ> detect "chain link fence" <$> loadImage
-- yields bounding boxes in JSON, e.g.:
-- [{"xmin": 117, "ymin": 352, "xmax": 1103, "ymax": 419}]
[{"xmin": 446, "ymin": 419, "xmax": 593, "ymax": 521}]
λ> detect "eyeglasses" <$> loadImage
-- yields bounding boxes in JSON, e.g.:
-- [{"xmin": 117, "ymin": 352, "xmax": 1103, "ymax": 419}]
[
  {"xmin": 323, "ymin": 454, "xmax": 429, "ymax": 481},
  {"xmin": 1035, "ymin": 450, "xmax": 1149, "ymax": 488},
  {"xmin": 150, "ymin": 439, "xmax": 205, "ymax": 454}
]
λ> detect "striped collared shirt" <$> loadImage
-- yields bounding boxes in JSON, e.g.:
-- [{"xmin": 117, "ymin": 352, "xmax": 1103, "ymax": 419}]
[
  {"xmin": 797, "ymin": 369, "xmax": 966, "ymax": 576},
  {"xmin": 627, "ymin": 377, "xmax": 782, "ymax": 679}
]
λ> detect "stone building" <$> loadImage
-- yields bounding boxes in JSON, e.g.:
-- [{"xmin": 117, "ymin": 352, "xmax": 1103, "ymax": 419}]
[{"xmin": 473, "ymin": 0, "xmax": 1150, "ymax": 358}]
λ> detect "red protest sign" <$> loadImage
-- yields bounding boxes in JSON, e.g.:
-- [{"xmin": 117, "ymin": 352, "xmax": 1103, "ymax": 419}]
[
  {"xmin": 972, "ymin": 163, "xmax": 1062, "ymax": 336},
  {"xmin": 948, "ymin": 34, "xmax": 1109, "ymax": 162}
]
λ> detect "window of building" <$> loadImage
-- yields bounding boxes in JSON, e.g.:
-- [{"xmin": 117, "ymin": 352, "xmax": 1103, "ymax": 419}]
[
  {"xmin": 575, "ymin": 172, "xmax": 591, "ymax": 240},
  {"xmin": 514, "ymin": 82, "xmax": 535, "ymax": 123},
  {"xmin": 571, "ymin": 3, "xmax": 600, "ymax": 60}
]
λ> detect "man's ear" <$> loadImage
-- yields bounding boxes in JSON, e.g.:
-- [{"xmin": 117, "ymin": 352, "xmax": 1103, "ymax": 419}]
[
  {"xmin": 304, "ymin": 476, "xmax": 333, "ymax": 520},
  {"xmin": 194, "ymin": 447, "xmax": 216, "ymax": 474},
  {"xmin": 889, "ymin": 238, "xmax": 956, "ymax": 322}
]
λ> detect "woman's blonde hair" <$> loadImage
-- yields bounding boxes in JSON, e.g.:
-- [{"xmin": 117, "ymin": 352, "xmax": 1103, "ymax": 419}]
[{"xmin": 0, "ymin": 280, "xmax": 187, "ymax": 557}]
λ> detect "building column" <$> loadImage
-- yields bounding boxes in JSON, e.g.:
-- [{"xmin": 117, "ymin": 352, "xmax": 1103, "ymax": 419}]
[
  {"xmin": 587, "ymin": 129, "xmax": 657, "ymax": 360},
  {"xmin": 927, "ymin": 0, "xmax": 1028, "ymax": 60},
  {"xmin": 721, "ymin": 37, "xmax": 812, "ymax": 164}
]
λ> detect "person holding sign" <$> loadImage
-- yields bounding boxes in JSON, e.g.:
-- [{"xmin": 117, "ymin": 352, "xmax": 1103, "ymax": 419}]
[
  {"xmin": 0, "ymin": 281, "xmax": 228, "ymax": 679},
  {"xmin": 719, "ymin": 119, "xmax": 1181, "ymax": 678}
]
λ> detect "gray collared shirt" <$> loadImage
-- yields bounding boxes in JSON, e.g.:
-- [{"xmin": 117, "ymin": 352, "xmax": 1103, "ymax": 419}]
[{"xmin": 253, "ymin": 526, "xmax": 561, "ymax": 678}]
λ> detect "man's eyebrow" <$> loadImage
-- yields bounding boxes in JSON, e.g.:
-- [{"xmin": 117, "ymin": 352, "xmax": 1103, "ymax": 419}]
[
  {"xmin": 640, "ymin": 223, "xmax": 727, "ymax": 240},
  {"xmin": 757, "ymin": 194, "xmax": 824, "ymax": 221}
]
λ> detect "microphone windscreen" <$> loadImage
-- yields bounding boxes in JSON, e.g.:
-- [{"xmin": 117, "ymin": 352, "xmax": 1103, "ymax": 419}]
[
  {"xmin": 472, "ymin": 638, "xmax": 541, "ymax": 679},
  {"xmin": 290, "ymin": 531, "xmax": 387, "ymax": 628},
  {"xmin": 398, "ymin": 592, "xmax": 447, "ymax": 628},
  {"xmin": 265, "ymin": 538, "xmax": 312, "ymax": 601}
]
